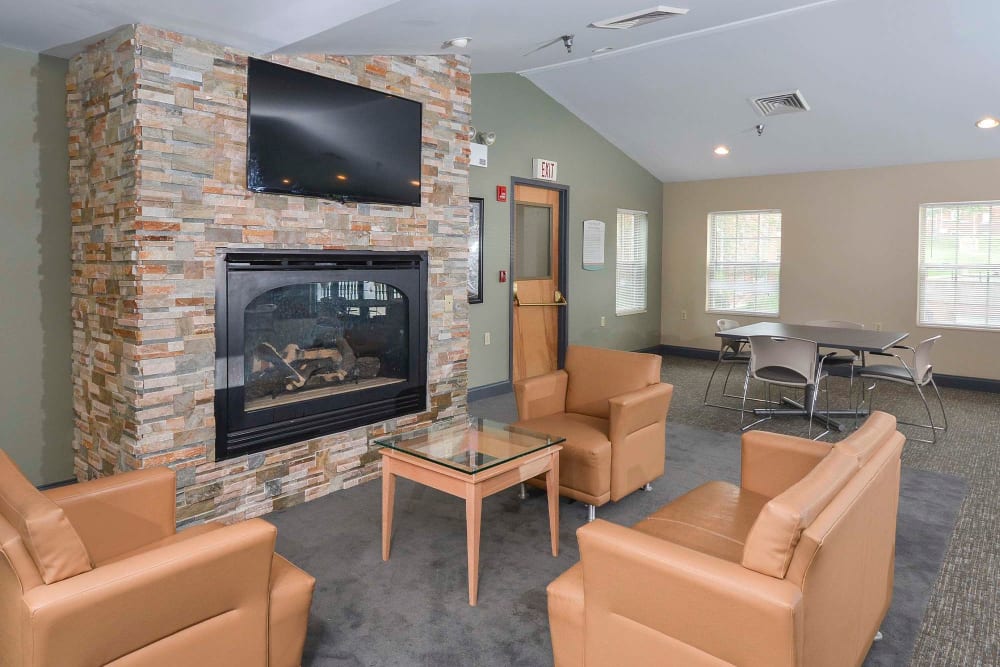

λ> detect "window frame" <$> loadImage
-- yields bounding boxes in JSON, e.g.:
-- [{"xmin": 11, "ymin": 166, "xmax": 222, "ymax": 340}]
[
  {"xmin": 705, "ymin": 208, "xmax": 782, "ymax": 317},
  {"xmin": 615, "ymin": 208, "xmax": 649, "ymax": 317},
  {"xmin": 917, "ymin": 200, "xmax": 1000, "ymax": 332}
]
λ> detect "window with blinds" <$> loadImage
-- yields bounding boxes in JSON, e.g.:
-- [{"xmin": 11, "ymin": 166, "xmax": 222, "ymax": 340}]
[
  {"xmin": 616, "ymin": 209, "xmax": 648, "ymax": 316},
  {"xmin": 918, "ymin": 201, "xmax": 1000, "ymax": 329},
  {"xmin": 706, "ymin": 210, "xmax": 781, "ymax": 316}
]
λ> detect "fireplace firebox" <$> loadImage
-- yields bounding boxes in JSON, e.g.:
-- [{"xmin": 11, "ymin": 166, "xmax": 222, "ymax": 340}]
[{"xmin": 215, "ymin": 250, "xmax": 428, "ymax": 459}]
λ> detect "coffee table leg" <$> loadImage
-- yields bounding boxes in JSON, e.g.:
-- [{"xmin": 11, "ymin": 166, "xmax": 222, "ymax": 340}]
[
  {"xmin": 546, "ymin": 451, "xmax": 559, "ymax": 557},
  {"xmin": 382, "ymin": 460, "xmax": 396, "ymax": 561},
  {"xmin": 465, "ymin": 484, "xmax": 483, "ymax": 606}
]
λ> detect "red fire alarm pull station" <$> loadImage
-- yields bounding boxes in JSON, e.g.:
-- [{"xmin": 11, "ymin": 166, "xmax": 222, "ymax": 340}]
[
  {"xmin": 499, "ymin": 270, "xmax": 507, "ymax": 283},
  {"xmin": 496, "ymin": 185, "xmax": 508, "ymax": 202}
]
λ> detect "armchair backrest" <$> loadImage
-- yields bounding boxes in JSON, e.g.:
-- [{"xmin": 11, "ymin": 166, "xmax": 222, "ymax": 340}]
[
  {"xmin": 786, "ymin": 418, "xmax": 903, "ymax": 666},
  {"xmin": 741, "ymin": 413, "xmax": 900, "ymax": 581},
  {"xmin": 741, "ymin": 449, "xmax": 858, "ymax": 578},
  {"xmin": 0, "ymin": 451, "xmax": 91, "ymax": 587},
  {"xmin": 564, "ymin": 345, "xmax": 661, "ymax": 419}
]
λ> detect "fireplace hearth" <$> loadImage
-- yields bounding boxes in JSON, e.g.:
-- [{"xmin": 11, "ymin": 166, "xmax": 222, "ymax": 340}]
[{"xmin": 215, "ymin": 250, "xmax": 428, "ymax": 459}]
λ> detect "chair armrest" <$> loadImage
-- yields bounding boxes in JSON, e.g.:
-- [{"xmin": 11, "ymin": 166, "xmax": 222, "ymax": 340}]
[
  {"xmin": 578, "ymin": 520, "xmax": 802, "ymax": 667},
  {"xmin": 608, "ymin": 383, "xmax": 673, "ymax": 444},
  {"xmin": 513, "ymin": 370, "xmax": 568, "ymax": 420},
  {"xmin": 19, "ymin": 519, "xmax": 275, "ymax": 667},
  {"xmin": 740, "ymin": 431, "xmax": 832, "ymax": 498},
  {"xmin": 44, "ymin": 467, "xmax": 177, "ymax": 564}
]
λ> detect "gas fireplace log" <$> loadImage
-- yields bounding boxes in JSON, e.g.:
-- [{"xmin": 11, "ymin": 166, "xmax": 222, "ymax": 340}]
[
  {"xmin": 309, "ymin": 369, "xmax": 349, "ymax": 384},
  {"xmin": 256, "ymin": 342, "xmax": 306, "ymax": 387}
]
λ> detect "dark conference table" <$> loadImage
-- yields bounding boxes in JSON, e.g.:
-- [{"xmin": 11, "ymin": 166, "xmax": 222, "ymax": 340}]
[{"xmin": 715, "ymin": 322, "xmax": 909, "ymax": 430}]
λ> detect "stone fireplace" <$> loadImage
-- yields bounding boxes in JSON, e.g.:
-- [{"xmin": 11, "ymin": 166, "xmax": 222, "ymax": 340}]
[{"xmin": 68, "ymin": 25, "xmax": 470, "ymax": 524}]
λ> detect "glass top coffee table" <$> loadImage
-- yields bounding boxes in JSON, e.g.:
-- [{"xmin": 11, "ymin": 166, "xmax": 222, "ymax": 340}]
[{"xmin": 376, "ymin": 416, "xmax": 564, "ymax": 606}]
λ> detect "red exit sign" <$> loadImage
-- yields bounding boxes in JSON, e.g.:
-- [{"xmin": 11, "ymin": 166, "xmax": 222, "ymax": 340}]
[{"xmin": 532, "ymin": 158, "xmax": 558, "ymax": 181}]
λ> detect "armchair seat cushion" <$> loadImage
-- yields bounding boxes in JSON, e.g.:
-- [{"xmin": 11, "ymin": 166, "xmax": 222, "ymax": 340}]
[
  {"xmin": 516, "ymin": 413, "xmax": 611, "ymax": 502},
  {"xmin": 634, "ymin": 481, "xmax": 770, "ymax": 564}
]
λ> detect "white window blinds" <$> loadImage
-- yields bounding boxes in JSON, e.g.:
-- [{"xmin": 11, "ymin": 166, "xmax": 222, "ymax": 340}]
[
  {"xmin": 919, "ymin": 201, "xmax": 1000, "ymax": 329},
  {"xmin": 706, "ymin": 210, "xmax": 781, "ymax": 316},
  {"xmin": 616, "ymin": 209, "xmax": 648, "ymax": 316}
]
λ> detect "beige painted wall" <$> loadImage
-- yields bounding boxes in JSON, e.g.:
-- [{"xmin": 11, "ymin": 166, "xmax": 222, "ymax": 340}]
[
  {"xmin": 662, "ymin": 158, "xmax": 1000, "ymax": 380},
  {"xmin": 0, "ymin": 46, "xmax": 73, "ymax": 485}
]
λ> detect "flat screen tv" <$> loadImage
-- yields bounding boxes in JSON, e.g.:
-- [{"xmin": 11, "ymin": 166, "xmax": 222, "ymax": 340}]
[{"xmin": 246, "ymin": 58, "xmax": 423, "ymax": 206}]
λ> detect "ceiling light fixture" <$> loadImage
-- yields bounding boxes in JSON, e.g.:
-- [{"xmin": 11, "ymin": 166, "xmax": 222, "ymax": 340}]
[
  {"xmin": 590, "ymin": 5, "xmax": 689, "ymax": 30},
  {"xmin": 592, "ymin": 47, "xmax": 615, "ymax": 54},
  {"xmin": 976, "ymin": 116, "xmax": 999, "ymax": 129},
  {"xmin": 442, "ymin": 37, "xmax": 470, "ymax": 49},
  {"xmin": 713, "ymin": 145, "xmax": 730, "ymax": 156}
]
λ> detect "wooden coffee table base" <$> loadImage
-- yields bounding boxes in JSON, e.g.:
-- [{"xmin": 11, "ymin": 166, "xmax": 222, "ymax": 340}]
[{"xmin": 380, "ymin": 445, "xmax": 561, "ymax": 606}]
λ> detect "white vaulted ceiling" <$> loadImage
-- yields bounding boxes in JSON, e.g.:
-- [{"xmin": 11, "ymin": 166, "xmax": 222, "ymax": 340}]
[{"xmin": 2, "ymin": 0, "xmax": 999, "ymax": 181}]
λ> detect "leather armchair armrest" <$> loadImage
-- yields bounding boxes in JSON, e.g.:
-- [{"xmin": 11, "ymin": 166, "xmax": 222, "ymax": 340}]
[
  {"xmin": 740, "ymin": 431, "xmax": 833, "ymax": 498},
  {"xmin": 19, "ymin": 519, "xmax": 276, "ymax": 667},
  {"xmin": 44, "ymin": 467, "xmax": 177, "ymax": 564},
  {"xmin": 514, "ymin": 370, "xmax": 568, "ymax": 420},
  {"xmin": 608, "ymin": 383, "xmax": 673, "ymax": 444},
  {"xmin": 578, "ymin": 520, "xmax": 802, "ymax": 667}
]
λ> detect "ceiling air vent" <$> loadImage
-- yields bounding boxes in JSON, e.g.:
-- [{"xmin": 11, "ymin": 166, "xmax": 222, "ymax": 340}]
[
  {"xmin": 750, "ymin": 90, "xmax": 811, "ymax": 117},
  {"xmin": 589, "ymin": 5, "xmax": 689, "ymax": 30}
]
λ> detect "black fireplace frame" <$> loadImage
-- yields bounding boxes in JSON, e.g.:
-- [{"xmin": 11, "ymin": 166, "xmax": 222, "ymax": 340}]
[{"xmin": 214, "ymin": 249, "xmax": 428, "ymax": 460}]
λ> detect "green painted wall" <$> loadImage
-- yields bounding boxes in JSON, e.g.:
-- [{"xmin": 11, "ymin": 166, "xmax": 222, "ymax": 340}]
[
  {"xmin": 468, "ymin": 74, "xmax": 663, "ymax": 388},
  {"xmin": 0, "ymin": 46, "xmax": 73, "ymax": 485}
]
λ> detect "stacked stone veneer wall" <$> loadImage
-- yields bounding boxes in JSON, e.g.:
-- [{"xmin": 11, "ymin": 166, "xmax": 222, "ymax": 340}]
[{"xmin": 68, "ymin": 24, "xmax": 471, "ymax": 524}]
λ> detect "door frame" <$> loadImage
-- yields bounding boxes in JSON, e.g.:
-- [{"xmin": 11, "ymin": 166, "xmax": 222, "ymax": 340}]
[{"xmin": 508, "ymin": 177, "xmax": 570, "ymax": 384}]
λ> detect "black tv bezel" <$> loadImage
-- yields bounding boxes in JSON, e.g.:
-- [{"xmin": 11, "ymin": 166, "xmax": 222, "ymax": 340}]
[{"xmin": 245, "ymin": 58, "xmax": 424, "ymax": 207}]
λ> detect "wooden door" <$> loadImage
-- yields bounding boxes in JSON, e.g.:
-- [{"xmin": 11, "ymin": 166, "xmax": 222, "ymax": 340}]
[{"xmin": 512, "ymin": 183, "xmax": 563, "ymax": 382}]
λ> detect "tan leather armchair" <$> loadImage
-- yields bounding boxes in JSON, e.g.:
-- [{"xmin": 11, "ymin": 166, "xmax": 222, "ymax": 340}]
[
  {"xmin": 547, "ymin": 412, "xmax": 904, "ymax": 667},
  {"xmin": 514, "ymin": 345, "xmax": 673, "ymax": 518},
  {"xmin": 0, "ymin": 450, "xmax": 315, "ymax": 667}
]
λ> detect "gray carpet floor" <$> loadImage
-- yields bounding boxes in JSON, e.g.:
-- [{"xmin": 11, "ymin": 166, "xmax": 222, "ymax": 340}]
[{"xmin": 269, "ymin": 381, "xmax": 967, "ymax": 666}]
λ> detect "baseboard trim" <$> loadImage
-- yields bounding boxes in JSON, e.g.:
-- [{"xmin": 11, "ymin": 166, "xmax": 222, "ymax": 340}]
[
  {"xmin": 656, "ymin": 344, "xmax": 718, "ymax": 361},
  {"xmin": 931, "ymin": 373, "xmax": 1000, "ymax": 393},
  {"xmin": 37, "ymin": 478, "xmax": 76, "ymax": 491},
  {"xmin": 656, "ymin": 344, "xmax": 1000, "ymax": 393},
  {"xmin": 468, "ymin": 380, "xmax": 513, "ymax": 401}
]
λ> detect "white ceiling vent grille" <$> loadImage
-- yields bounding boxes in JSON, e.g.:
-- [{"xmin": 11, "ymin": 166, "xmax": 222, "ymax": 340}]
[
  {"xmin": 590, "ymin": 5, "xmax": 689, "ymax": 30},
  {"xmin": 750, "ymin": 90, "xmax": 811, "ymax": 117}
]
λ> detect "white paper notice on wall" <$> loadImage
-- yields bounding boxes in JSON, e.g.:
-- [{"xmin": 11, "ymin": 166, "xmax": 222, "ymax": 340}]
[{"xmin": 582, "ymin": 219, "xmax": 605, "ymax": 271}]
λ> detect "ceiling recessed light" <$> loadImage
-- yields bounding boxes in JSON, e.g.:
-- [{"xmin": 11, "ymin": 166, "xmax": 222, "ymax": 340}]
[
  {"xmin": 592, "ymin": 47, "xmax": 615, "ymax": 54},
  {"xmin": 442, "ymin": 37, "xmax": 470, "ymax": 49},
  {"xmin": 713, "ymin": 145, "xmax": 730, "ymax": 156},
  {"xmin": 976, "ymin": 116, "xmax": 999, "ymax": 129}
]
